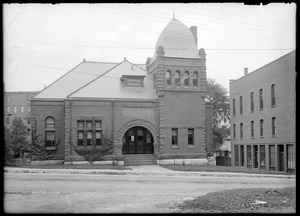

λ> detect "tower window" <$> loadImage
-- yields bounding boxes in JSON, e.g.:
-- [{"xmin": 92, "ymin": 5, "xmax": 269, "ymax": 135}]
[
  {"xmin": 184, "ymin": 71, "xmax": 189, "ymax": 86},
  {"xmin": 166, "ymin": 70, "xmax": 171, "ymax": 85},
  {"xmin": 175, "ymin": 71, "xmax": 180, "ymax": 86},
  {"xmin": 193, "ymin": 72, "xmax": 198, "ymax": 87}
]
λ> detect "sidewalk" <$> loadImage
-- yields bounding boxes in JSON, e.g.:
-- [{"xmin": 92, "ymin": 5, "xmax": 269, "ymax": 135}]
[{"xmin": 4, "ymin": 166, "xmax": 295, "ymax": 179}]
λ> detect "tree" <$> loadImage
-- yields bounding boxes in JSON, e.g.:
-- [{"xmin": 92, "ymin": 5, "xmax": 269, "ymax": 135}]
[
  {"xmin": 29, "ymin": 119, "xmax": 60, "ymax": 161},
  {"xmin": 71, "ymin": 135, "xmax": 114, "ymax": 165},
  {"xmin": 4, "ymin": 127, "xmax": 14, "ymax": 164},
  {"xmin": 206, "ymin": 78, "xmax": 230, "ymax": 152},
  {"xmin": 7, "ymin": 117, "xmax": 29, "ymax": 158}
]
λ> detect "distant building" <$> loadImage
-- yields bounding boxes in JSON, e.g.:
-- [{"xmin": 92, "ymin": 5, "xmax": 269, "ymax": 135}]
[
  {"xmin": 230, "ymin": 51, "xmax": 295, "ymax": 173},
  {"xmin": 31, "ymin": 17, "xmax": 214, "ymax": 164},
  {"xmin": 4, "ymin": 91, "xmax": 40, "ymax": 141},
  {"xmin": 215, "ymin": 136, "xmax": 231, "ymax": 157}
]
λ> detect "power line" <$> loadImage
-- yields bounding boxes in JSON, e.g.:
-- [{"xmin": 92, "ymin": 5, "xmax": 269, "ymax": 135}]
[{"xmin": 3, "ymin": 5, "xmax": 26, "ymax": 32}]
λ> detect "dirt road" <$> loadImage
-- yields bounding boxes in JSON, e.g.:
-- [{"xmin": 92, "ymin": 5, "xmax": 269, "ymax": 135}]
[{"xmin": 4, "ymin": 171, "xmax": 295, "ymax": 213}]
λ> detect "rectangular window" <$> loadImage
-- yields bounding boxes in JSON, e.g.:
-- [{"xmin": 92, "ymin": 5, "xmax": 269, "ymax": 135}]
[
  {"xmin": 250, "ymin": 92, "xmax": 254, "ymax": 112},
  {"xmin": 271, "ymin": 84, "xmax": 276, "ymax": 107},
  {"xmin": 78, "ymin": 131, "xmax": 83, "ymax": 146},
  {"xmin": 234, "ymin": 145, "xmax": 239, "ymax": 166},
  {"xmin": 13, "ymin": 105, "xmax": 17, "ymax": 113},
  {"xmin": 20, "ymin": 105, "xmax": 24, "ymax": 113},
  {"xmin": 172, "ymin": 128, "xmax": 178, "ymax": 145},
  {"xmin": 78, "ymin": 121, "xmax": 84, "ymax": 129},
  {"xmin": 232, "ymin": 99, "xmax": 236, "ymax": 116},
  {"xmin": 240, "ymin": 123, "xmax": 243, "ymax": 139},
  {"xmin": 27, "ymin": 105, "xmax": 31, "ymax": 113},
  {"xmin": 188, "ymin": 128, "xmax": 194, "ymax": 145},
  {"xmin": 6, "ymin": 106, "xmax": 10, "ymax": 113},
  {"xmin": 233, "ymin": 124, "xmax": 236, "ymax": 139},
  {"xmin": 260, "ymin": 145, "xmax": 266, "ymax": 168},
  {"xmin": 272, "ymin": 117, "xmax": 276, "ymax": 136},
  {"xmin": 260, "ymin": 119, "xmax": 264, "ymax": 137},
  {"xmin": 96, "ymin": 131, "xmax": 102, "ymax": 145},
  {"xmin": 239, "ymin": 96, "xmax": 243, "ymax": 115},
  {"xmin": 287, "ymin": 145, "xmax": 294, "ymax": 169},
  {"xmin": 251, "ymin": 121, "xmax": 254, "ymax": 138},
  {"xmin": 269, "ymin": 145, "xmax": 275, "ymax": 167},
  {"xmin": 45, "ymin": 131, "xmax": 55, "ymax": 147},
  {"xmin": 87, "ymin": 131, "xmax": 92, "ymax": 146},
  {"xmin": 259, "ymin": 89, "xmax": 263, "ymax": 110},
  {"xmin": 95, "ymin": 121, "xmax": 102, "ymax": 129},
  {"xmin": 247, "ymin": 145, "xmax": 252, "ymax": 168},
  {"xmin": 86, "ymin": 121, "xmax": 92, "ymax": 129}
]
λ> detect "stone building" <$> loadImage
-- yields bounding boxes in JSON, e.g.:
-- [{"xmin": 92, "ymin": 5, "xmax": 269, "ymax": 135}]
[
  {"xmin": 230, "ymin": 51, "xmax": 296, "ymax": 173},
  {"xmin": 30, "ymin": 17, "xmax": 213, "ymax": 165}
]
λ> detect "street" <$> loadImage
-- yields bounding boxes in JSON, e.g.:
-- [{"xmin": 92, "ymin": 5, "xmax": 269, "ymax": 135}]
[{"xmin": 4, "ymin": 171, "xmax": 295, "ymax": 213}]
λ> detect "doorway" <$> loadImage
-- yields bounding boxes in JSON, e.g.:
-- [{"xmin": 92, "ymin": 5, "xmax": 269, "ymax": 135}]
[
  {"xmin": 122, "ymin": 126, "xmax": 154, "ymax": 154},
  {"xmin": 278, "ymin": 145, "xmax": 284, "ymax": 171}
]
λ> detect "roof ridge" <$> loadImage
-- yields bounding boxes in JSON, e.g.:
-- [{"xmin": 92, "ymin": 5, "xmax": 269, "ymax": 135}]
[
  {"xmin": 83, "ymin": 60, "xmax": 119, "ymax": 64},
  {"xmin": 67, "ymin": 60, "xmax": 125, "ymax": 97},
  {"xmin": 34, "ymin": 61, "xmax": 85, "ymax": 99}
]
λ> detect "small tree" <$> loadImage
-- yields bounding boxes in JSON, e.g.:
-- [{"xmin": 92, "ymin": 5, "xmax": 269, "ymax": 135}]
[
  {"xmin": 72, "ymin": 135, "xmax": 114, "ymax": 165},
  {"xmin": 4, "ymin": 127, "xmax": 14, "ymax": 164},
  {"xmin": 29, "ymin": 119, "xmax": 60, "ymax": 161},
  {"xmin": 7, "ymin": 117, "xmax": 29, "ymax": 158}
]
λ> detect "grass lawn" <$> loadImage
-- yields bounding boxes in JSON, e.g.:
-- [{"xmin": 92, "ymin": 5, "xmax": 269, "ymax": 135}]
[
  {"xmin": 161, "ymin": 164, "xmax": 294, "ymax": 175},
  {"xmin": 8, "ymin": 164, "xmax": 131, "ymax": 170},
  {"xmin": 173, "ymin": 187, "xmax": 296, "ymax": 213}
]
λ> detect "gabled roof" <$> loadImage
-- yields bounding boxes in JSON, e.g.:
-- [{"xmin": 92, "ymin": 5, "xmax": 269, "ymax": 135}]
[
  {"xmin": 34, "ymin": 61, "xmax": 118, "ymax": 99},
  {"xmin": 68, "ymin": 59, "xmax": 157, "ymax": 100}
]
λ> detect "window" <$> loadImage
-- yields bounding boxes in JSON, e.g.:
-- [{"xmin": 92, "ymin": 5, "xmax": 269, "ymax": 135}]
[
  {"xmin": 260, "ymin": 119, "xmax": 264, "ymax": 137},
  {"xmin": 172, "ymin": 128, "xmax": 178, "ymax": 145},
  {"xmin": 287, "ymin": 145, "xmax": 294, "ymax": 169},
  {"xmin": 27, "ymin": 105, "xmax": 31, "ymax": 113},
  {"xmin": 184, "ymin": 71, "xmax": 189, "ymax": 86},
  {"xmin": 247, "ymin": 145, "xmax": 252, "ymax": 168},
  {"xmin": 166, "ymin": 70, "xmax": 171, "ymax": 85},
  {"xmin": 96, "ymin": 131, "xmax": 102, "ymax": 145},
  {"xmin": 188, "ymin": 128, "xmax": 194, "ymax": 145},
  {"xmin": 269, "ymin": 145, "xmax": 275, "ymax": 167},
  {"xmin": 6, "ymin": 95, "xmax": 10, "ymax": 102},
  {"xmin": 233, "ymin": 124, "xmax": 236, "ymax": 139},
  {"xmin": 251, "ymin": 121, "xmax": 254, "ymax": 138},
  {"xmin": 260, "ymin": 145, "xmax": 266, "ymax": 167},
  {"xmin": 87, "ymin": 131, "xmax": 92, "ymax": 146},
  {"xmin": 240, "ymin": 123, "xmax": 243, "ymax": 139},
  {"xmin": 95, "ymin": 121, "xmax": 102, "ymax": 129},
  {"xmin": 6, "ymin": 106, "xmax": 10, "ymax": 113},
  {"xmin": 13, "ymin": 105, "xmax": 17, "ymax": 113},
  {"xmin": 239, "ymin": 96, "xmax": 243, "ymax": 115},
  {"xmin": 46, "ymin": 117, "xmax": 55, "ymax": 128},
  {"xmin": 193, "ymin": 72, "xmax": 198, "ymax": 87},
  {"xmin": 250, "ymin": 92, "xmax": 254, "ymax": 112},
  {"xmin": 45, "ymin": 131, "xmax": 55, "ymax": 147},
  {"xmin": 272, "ymin": 117, "xmax": 276, "ymax": 136},
  {"xmin": 234, "ymin": 145, "xmax": 239, "ymax": 166},
  {"xmin": 175, "ymin": 71, "xmax": 180, "ymax": 86},
  {"xmin": 78, "ymin": 121, "xmax": 84, "ymax": 129},
  {"xmin": 259, "ymin": 89, "xmax": 263, "ymax": 110},
  {"xmin": 271, "ymin": 84, "xmax": 276, "ymax": 107},
  {"xmin": 232, "ymin": 99, "xmax": 236, "ymax": 116},
  {"xmin": 86, "ymin": 121, "xmax": 92, "ymax": 129},
  {"xmin": 78, "ymin": 131, "xmax": 83, "ymax": 146},
  {"xmin": 20, "ymin": 105, "xmax": 24, "ymax": 113}
]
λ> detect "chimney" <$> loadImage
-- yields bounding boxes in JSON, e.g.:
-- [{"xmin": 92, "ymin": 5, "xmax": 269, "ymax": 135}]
[
  {"xmin": 189, "ymin": 26, "xmax": 198, "ymax": 47},
  {"xmin": 244, "ymin": 67, "xmax": 248, "ymax": 76}
]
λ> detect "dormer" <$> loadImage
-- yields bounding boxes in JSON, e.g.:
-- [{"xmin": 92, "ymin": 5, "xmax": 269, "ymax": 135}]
[{"xmin": 120, "ymin": 75, "xmax": 146, "ymax": 87}]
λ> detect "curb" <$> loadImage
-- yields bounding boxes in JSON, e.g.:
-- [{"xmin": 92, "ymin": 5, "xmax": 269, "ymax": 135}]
[{"xmin": 4, "ymin": 167, "xmax": 295, "ymax": 179}]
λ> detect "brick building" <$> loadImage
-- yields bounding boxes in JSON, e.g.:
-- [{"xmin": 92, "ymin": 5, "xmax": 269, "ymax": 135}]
[
  {"xmin": 230, "ymin": 51, "xmax": 296, "ymax": 173},
  {"xmin": 4, "ymin": 91, "xmax": 40, "ymax": 142},
  {"xmin": 31, "ymin": 17, "xmax": 213, "ymax": 164}
]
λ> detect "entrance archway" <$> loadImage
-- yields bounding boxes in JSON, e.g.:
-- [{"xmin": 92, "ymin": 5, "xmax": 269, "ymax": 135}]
[
  {"xmin": 122, "ymin": 126, "xmax": 154, "ymax": 154},
  {"xmin": 115, "ymin": 119, "xmax": 159, "ymax": 155}
]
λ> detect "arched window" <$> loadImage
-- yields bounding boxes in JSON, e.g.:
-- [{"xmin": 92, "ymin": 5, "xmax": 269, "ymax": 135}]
[
  {"xmin": 166, "ymin": 70, "xmax": 171, "ymax": 85},
  {"xmin": 184, "ymin": 71, "xmax": 189, "ymax": 86},
  {"xmin": 193, "ymin": 72, "xmax": 198, "ymax": 87},
  {"xmin": 45, "ymin": 116, "xmax": 55, "ymax": 147},
  {"xmin": 175, "ymin": 71, "xmax": 180, "ymax": 86}
]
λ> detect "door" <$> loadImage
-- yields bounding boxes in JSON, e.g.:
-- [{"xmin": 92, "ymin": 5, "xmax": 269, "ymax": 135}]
[
  {"xmin": 278, "ymin": 145, "xmax": 284, "ymax": 171},
  {"xmin": 253, "ymin": 145, "xmax": 258, "ymax": 168},
  {"xmin": 240, "ymin": 146, "xmax": 244, "ymax": 167},
  {"xmin": 122, "ymin": 127, "xmax": 154, "ymax": 154}
]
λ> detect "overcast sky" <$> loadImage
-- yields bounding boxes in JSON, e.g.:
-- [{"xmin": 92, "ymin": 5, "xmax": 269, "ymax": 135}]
[{"xmin": 3, "ymin": 3, "xmax": 296, "ymax": 92}]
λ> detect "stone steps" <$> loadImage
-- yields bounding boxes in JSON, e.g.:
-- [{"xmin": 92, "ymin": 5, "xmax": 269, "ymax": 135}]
[{"xmin": 123, "ymin": 154, "xmax": 157, "ymax": 166}]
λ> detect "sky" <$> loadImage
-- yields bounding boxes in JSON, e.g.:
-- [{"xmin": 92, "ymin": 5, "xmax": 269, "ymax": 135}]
[{"xmin": 3, "ymin": 3, "xmax": 296, "ymax": 93}]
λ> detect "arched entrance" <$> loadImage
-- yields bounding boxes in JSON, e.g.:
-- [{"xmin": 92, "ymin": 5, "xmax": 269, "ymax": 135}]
[{"xmin": 122, "ymin": 126, "xmax": 154, "ymax": 154}]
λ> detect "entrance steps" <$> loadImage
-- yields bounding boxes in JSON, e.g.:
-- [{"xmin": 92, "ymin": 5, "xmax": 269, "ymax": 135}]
[{"xmin": 123, "ymin": 154, "xmax": 157, "ymax": 166}]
